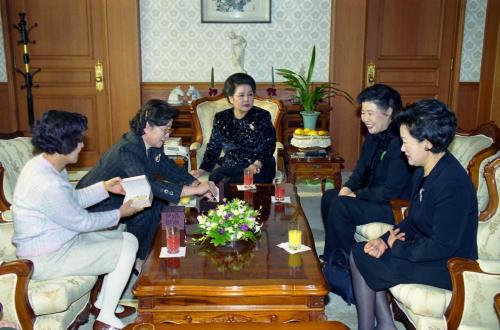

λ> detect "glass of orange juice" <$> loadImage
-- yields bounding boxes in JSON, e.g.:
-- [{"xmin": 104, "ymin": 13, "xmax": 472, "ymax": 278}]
[{"xmin": 288, "ymin": 221, "xmax": 302, "ymax": 250}]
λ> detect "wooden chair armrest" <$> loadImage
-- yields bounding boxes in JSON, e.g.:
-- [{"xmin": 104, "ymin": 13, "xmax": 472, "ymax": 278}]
[
  {"xmin": 495, "ymin": 293, "xmax": 500, "ymax": 320},
  {"xmin": 0, "ymin": 259, "xmax": 36, "ymax": 328},
  {"xmin": 479, "ymin": 158, "xmax": 500, "ymax": 221},
  {"xmin": 0, "ymin": 163, "xmax": 11, "ymax": 212},
  {"xmin": 390, "ymin": 199, "xmax": 409, "ymax": 225},
  {"xmin": 189, "ymin": 143, "xmax": 201, "ymax": 171}
]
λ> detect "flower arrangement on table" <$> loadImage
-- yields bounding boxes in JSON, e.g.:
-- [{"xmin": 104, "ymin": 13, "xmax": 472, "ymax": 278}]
[{"xmin": 194, "ymin": 198, "xmax": 262, "ymax": 247}]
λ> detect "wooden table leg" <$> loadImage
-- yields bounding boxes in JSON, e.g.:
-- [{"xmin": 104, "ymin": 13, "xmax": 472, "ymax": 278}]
[{"xmin": 333, "ymin": 172, "xmax": 342, "ymax": 189}]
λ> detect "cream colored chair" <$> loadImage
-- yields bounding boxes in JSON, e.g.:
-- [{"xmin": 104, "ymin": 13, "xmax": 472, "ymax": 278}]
[
  {"xmin": 390, "ymin": 157, "xmax": 500, "ymax": 330},
  {"xmin": 0, "ymin": 137, "xmax": 97, "ymax": 329},
  {"xmin": 189, "ymin": 94, "xmax": 285, "ymax": 182}
]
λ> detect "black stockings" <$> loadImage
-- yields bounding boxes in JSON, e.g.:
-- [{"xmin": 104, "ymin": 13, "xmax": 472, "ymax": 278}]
[{"xmin": 349, "ymin": 253, "xmax": 396, "ymax": 330}]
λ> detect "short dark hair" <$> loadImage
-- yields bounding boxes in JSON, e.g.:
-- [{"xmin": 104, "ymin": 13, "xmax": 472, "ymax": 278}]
[
  {"xmin": 31, "ymin": 110, "xmax": 88, "ymax": 155},
  {"xmin": 395, "ymin": 99, "xmax": 457, "ymax": 153},
  {"xmin": 223, "ymin": 73, "xmax": 257, "ymax": 102},
  {"xmin": 357, "ymin": 84, "xmax": 403, "ymax": 119},
  {"xmin": 130, "ymin": 99, "xmax": 179, "ymax": 135}
]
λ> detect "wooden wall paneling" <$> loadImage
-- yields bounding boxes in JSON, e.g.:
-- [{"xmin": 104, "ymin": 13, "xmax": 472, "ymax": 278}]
[
  {"xmin": 330, "ymin": 0, "xmax": 367, "ymax": 170},
  {"xmin": 0, "ymin": 0, "xmax": 19, "ymax": 133},
  {"xmin": 105, "ymin": 0, "xmax": 141, "ymax": 143},
  {"xmin": 477, "ymin": 0, "xmax": 500, "ymax": 125},
  {"xmin": 456, "ymin": 82, "xmax": 480, "ymax": 130},
  {"xmin": 364, "ymin": 0, "xmax": 461, "ymax": 105},
  {"xmin": 450, "ymin": 0, "xmax": 467, "ymax": 113}
]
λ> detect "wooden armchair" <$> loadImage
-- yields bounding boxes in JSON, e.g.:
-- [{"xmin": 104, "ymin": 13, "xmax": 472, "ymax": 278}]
[
  {"xmin": 390, "ymin": 157, "xmax": 500, "ymax": 330},
  {"xmin": 189, "ymin": 94, "xmax": 285, "ymax": 182}
]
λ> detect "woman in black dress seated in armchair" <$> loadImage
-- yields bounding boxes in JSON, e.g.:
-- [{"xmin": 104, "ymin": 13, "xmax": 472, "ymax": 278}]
[
  {"xmin": 350, "ymin": 99, "xmax": 478, "ymax": 330},
  {"xmin": 191, "ymin": 73, "xmax": 276, "ymax": 184},
  {"xmin": 321, "ymin": 84, "xmax": 413, "ymax": 263}
]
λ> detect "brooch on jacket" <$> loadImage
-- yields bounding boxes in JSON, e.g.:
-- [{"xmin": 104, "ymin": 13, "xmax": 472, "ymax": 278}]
[
  {"xmin": 419, "ymin": 188, "xmax": 424, "ymax": 202},
  {"xmin": 249, "ymin": 123, "xmax": 255, "ymax": 130},
  {"xmin": 155, "ymin": 154, "xmax": 161, "ymax": 163}
]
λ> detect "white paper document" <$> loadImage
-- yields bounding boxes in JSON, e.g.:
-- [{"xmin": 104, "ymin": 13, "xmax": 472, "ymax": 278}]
[{"xmin": 122, "ymin": 175, "xmax": 153, "ymax": 208}]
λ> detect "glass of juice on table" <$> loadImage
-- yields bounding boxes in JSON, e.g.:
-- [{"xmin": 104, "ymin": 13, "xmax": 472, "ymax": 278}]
[
  {"xmin": 288, "ymin": 221, "xmax": 302, "ymax": 250},
  {"xmin": 275, "ymin": 182, "xmax": 285, "ymax": 201},
  {"xmin": 166, "ymin": 225, "xmax": 180, "ymax": 254},
  {"xmin": 243, "ymin": 168, "xmax": 253, "ymax": 186}
]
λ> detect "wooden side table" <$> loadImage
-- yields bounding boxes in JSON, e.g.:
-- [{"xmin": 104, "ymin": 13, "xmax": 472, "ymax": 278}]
[{"xmin": 285, "ymin": 146, "xmax": 344, "ymax": 192}]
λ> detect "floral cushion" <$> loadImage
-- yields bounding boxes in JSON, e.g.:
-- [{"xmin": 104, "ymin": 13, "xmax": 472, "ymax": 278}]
[
  {"xmin": 392, "ymin": 300, "xmax": 447, "ymax": 330},
  {"xmin": 448, "ymin": 134, "xmax": 493, "ymax": 170},
  {"xmin": 193, "ymin": 98, "xmax": 280, "ymax": 170},
  {"xmin": 0, "ymin": 137, "xmax": 34, "ymax": 204},
  {"xmin": 0, "ymin": 272, "xmax": 21, "ymax": 326},
  {"xmin": 29, "ymin": 275, "xmax": 97, "ymax": 315},
  {"xmin": 477, "ymin": 163, "xmax": 500, "ymax": 260},
  {"xmin": 459, "ymin": 265, "xmax": 500, "ymax": 329},
  {"xmin": 0, "ymin": 222, "xmax": 16, "ymax": 262},
  {"xmin": 390, "ymin": 283, "xmax": 452, "ymax": 318},
  {"xmin": 34, "ymin": 292, "xmax": 90, "ymax": 330}
]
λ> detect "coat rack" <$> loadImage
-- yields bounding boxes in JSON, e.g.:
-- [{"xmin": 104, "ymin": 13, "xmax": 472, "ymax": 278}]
[{"xmin": 13, "ymin": 12, "xmax": 40, "ymax": 127}]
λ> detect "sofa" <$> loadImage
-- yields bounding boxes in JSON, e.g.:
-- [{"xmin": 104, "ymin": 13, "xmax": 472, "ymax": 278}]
[{"xmin": 0, "ymin": 137, "xmax": 97, "ymax": 329}]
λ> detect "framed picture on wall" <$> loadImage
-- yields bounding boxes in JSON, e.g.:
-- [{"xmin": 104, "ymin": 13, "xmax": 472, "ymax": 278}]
[{"xmin": 201, "ymin": 0, "xmax": 271, "ymax": 23}]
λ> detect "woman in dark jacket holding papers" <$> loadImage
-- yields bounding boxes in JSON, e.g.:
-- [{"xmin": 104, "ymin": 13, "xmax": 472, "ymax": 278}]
[
  {"xmin": 350, "ymin": 100, "xmax": 478, "ymax": 330},
  {"xmin": 321, "ymin": 84, "xmax": 413, "ymax": 262},
  {"xmin": 77, "ymin": 99, "xmax": 216, "ymax": 272}
]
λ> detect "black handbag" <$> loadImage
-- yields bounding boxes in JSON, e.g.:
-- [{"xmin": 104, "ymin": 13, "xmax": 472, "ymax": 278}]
[{"xmin": 322, "ymin": 249, "xmax": 356, "ymax": 305}]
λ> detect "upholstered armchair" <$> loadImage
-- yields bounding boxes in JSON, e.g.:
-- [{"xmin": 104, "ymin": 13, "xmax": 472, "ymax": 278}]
[
  {"xmin": 389, "ymin": 157, "xmax": 500, "ymax": 330},
  {"xmin": 189, "ymin": 94, "xmax": 285, "ymax": 182},
  {"xmin": 0, "ymin": 137, "xmax": 97, "ymax": 329}
]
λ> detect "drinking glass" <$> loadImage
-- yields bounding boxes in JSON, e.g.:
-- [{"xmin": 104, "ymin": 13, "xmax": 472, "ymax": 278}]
[
  {"xmin": 275, "ymin": 183, "xmax": 285, "ymax": 201},
  {"xmin": 288, "ymin": 221, "xmax": 302, "ymax": 250},
  {"xmin": 179, "ymin": 195, "xmax": 191, "ymax": 205},
  {"xmin": 243, "ymin": 168, "xmax": 253, "ymax": 186},
  {"xmin": 166, "ymin": 225, "xmax": 180, "ymax": 254},
  {"xmin": 133, "ymin": 323, "xmax": 155, "ymax": 330}
]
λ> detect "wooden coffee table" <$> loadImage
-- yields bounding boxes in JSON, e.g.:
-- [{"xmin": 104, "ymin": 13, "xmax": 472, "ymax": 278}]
[
  {"xmin": 285, "ymin": 146, "xmax": 344, "ymax": 193},
  {"xmin": 133, "ymin": 184, "xmax": 328, "ymax": 325}
]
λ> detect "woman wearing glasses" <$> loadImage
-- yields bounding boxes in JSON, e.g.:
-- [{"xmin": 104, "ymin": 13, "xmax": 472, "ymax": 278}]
[{"xmin": 77, "ymin": 99, "xmax": 216, "ymax": 274}]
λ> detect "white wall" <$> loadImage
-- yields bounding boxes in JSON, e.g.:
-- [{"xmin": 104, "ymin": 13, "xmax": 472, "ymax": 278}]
[{"xmin": 140, "ymin": 0, "xmax": 332, "ymax": 83}]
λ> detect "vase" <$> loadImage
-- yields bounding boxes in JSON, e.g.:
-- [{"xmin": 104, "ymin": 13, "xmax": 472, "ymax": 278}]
[
  {"xmin": 301, "ymin": 111, "xmax": 320, "ymax": 130},
  {"xmin": 214, "ymin": 239, "xmax": 252, "ymax": 253}
]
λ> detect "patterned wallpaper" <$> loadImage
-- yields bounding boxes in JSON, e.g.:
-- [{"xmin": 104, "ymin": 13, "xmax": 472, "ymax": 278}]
[
  {"xmin": 0, "ymin": 1, "xmax": 488, "ymax": 84},
  {"xmin": 0, "ymin": 12, "xmax": 7, "ymax": 82},
  {"xmin": 460, "ymin": 0, "xmax": 487, "ymax": 82},
  {"xmin": 140, "ymin": 0, "xmax": 331, "ymax": 83}
]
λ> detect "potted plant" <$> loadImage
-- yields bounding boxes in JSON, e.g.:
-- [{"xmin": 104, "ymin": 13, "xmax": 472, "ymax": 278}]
[{"xmin": 276, "ymin": 46, "xmax": 353, "ymax": 130}]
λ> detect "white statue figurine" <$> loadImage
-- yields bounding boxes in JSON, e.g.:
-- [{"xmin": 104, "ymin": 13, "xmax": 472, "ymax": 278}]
[
  {"xmin": 186, "ymin": 85, "xmax": 201, "ymax": 102},
  {"xmin": 168, "ymin": 86, "xmax": 185, "ymax": 105},
  {"xmin": 226, "ymin": 30, "xmax": 247, "ymax": 73}
]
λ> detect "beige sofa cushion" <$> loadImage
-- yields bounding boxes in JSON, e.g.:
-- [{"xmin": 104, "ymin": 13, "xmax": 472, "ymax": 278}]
[
  {"xmin": 0, "ymin": 222, "xmax": 16, "ymax": 262},
  {"xmin": 477, "ymin": 161, "xmax": 500, "ymax": 260},
  {"xmin": 29, "ymin": 275, "xmax": 97, "ymax": 315},
  {"xmin": 448, "ymin": 134, "xmax": 493, "ymax": 170},
  {"xmin": 34, "ymin": 292, "xmax": 91, "ymax": 330},
  {"xmin": 0, "ymin": 137, "xmax": 34, "ymax": 204},
  {"xmin": 390, "ymin": 283, "xmax": 452, "ymax": 318},
  {"xmin": 355, "ymin": 222, "xmax": 393, "ymax": 242},
  {"xmin": 477, "ymin": 152, "xmax": 500, "ymax": 212},
  {"xmin": 0, "ymin": 272, "xmax": 21, "ymax": 325}
]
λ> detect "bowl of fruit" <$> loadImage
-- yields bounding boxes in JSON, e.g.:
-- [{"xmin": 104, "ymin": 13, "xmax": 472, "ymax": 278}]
[{"xmin": 291, "ymin": 128, "xmax": 331, "ymax": 148}]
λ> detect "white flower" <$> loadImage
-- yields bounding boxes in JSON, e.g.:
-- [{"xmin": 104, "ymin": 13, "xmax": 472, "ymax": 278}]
[{"xmin": 237, "ymin": 232, "xmax": 243, "ymax": 239}]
